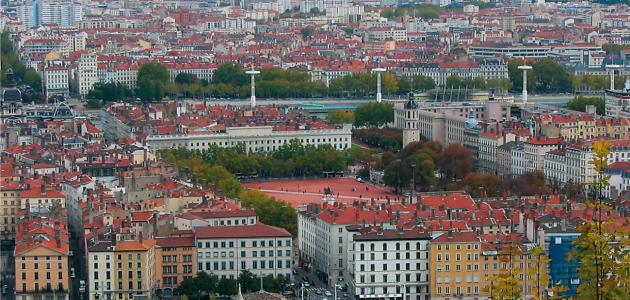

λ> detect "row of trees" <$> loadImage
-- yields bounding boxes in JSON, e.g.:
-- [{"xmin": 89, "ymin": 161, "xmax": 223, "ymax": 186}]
[
  {"xmin": 174, "ymin": 271, "xmax": 290, "ymax": 299},
  {"xmin": 353, "ymin": 128, "xmax": 402, "ymax": 151},
  {"xmin": 508, "ymin": 59, "xmax": 572, "ymax": 94},
  {"xmin": 566, "ymin": 96, "xmax": 605, "ymax": 115},
  {"xmin": 378, "ymin": 140, "xmax": 557, "ymax": 196}
]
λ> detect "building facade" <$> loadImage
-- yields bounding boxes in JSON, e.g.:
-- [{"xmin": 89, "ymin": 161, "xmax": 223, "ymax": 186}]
[
  {"xmin": 353, "ymin": 229, "xmax": 431, "ymax": 300},
  {"xmin": 429, "ymin": 231, "xmax": 483, "ymax": 300},
  {"xmin": 194, "ymin": 224, "xmax": 293, "ymax": 279}
]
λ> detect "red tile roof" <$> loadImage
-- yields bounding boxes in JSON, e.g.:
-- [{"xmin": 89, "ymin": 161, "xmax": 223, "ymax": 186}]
[
  {"xmin": 156, "ymin": 236, "xmax": 195, "ymax": 248},
  {"xmin": 432, "ymin": 231, "xmax": 480, "ymax": 243}
]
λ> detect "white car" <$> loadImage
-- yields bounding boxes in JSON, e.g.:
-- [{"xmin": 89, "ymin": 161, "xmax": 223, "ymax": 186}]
[{"xmin": 325, "ymin": 291, "xmax": 333, "ymax": 296}]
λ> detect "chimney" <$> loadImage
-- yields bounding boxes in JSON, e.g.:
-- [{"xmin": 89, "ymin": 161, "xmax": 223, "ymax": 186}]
[
  {"xmin": 40, "ymin": 183, "xmax": 46, "ymax": 196},
  {"xmin": 138, "ymin": 231, "xmax": 144, "ymax": 244},
  {"xmin": 152, "ymin": 212, "xmax": 158, "ymax": 237}
]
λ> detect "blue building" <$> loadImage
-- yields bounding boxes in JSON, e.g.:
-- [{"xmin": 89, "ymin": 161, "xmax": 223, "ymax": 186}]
[{"xmin": 544, "ymin": 225, "xmax": 581, "ymax": 297}]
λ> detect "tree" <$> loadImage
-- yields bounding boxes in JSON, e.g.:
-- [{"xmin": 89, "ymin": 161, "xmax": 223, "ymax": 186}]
[
  {"xmin": 327, "ymin": 110, "xmax": 354, "ymax": 124},
  {"xmin": 382, "ymin": 73, "xmax": 399, "ymax": 95},
  {"xmin": 487, "ymin": 243, "xmax": 523, "ymax": 300},
  {"xmin": 238, "ymin": 270, "xmax": 260, "ymax": 293},
  {"xmin": 510, "ymin": 171, "xmax": 548, "ymax": 196},
  {"xmin": 213, "ymin": 63, "xmax": 248, "ymax": 85},
  {"xmin": 527, "ymin": 246, "xmax": 550, "ymax": 300},
  {"xmin": 136, "ymin": 63, "xmax": 169, "ymax": 102},
  {"xmin": 383, "ymin": 160, "xmax": 411, "ymax": 193},
  {"xmin": 571, "ymin": 140, "xmax": 629, "ymax": 300},
  {"xmin": 216, "ymin": 278, "xmax": 237, "ymax": 296},
  {"xmin": 532, "ymin": 59, "xmax": 571, "ymax": 93},
  {"xmin": 23, "ymin": 68, "xmax": 41, "ymax": 92},
  {"xmin": 238, "ymin": 189, "xmax": 297, "ymax": 236},
  {"xmin": 175, "ymin": 73, "xmax": 201, "ymax": 85},
  {"xmin": 508, "ymin": 59, "xmax": 537, "ymax": 93},
  {"xmin": 354, "ymin": 102, "xmax": 394, "ymax": 128},
  {"xmin": 549, "ymin": 282, "xmax": 568, "ymax": 300},
  {"xmin": 435, "ymin": 144, "xmax": 473, "ymax": 183},
  {"xmin": 462, "ymin": 172, "xmax": 505, "ymax": 198},
  {"xmin": 300, "ymin": 27, "xmax": 314, "ymax": 39},
  {"xmin": 174, "ymin": 272, "xmax": 219, "ymax": 300},
  {"xmin": 566, "ymin": 96, "xmax": 605, "ymax": 115},
  {"xmin": 412, "ymin": 75, "xmax": 436, "ymax": 91}
]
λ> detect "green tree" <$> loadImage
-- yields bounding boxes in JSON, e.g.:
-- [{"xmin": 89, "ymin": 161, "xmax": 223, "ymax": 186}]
[
  {"xmin": 175, "ymin": 73, "xmax": 201, "ymax": 85},
  {"xmin": 508, "ymin": 59, "xmax": 537, "ymax": 93},
  {"xmin": 327, "ymin": 110, "xmax": 354, "ymax": 124},
  {"xmin": 213, "ymin": 63, "xmax": 248, "ymax": 85},
  {"xmin": 238, "ymin": 189, "xmax": 297, "ymax": 236},
  {"xmin": 216, "ymin": 278, "xmax": 237, "ymax": 295},
  {"xmin": 23, "ymin": 68, "xmax": 41, "ymax": 92},
  {"xmin": 383, "ymin": 160, "xmax": 411, "ymax": 193},
  {"xmin": 238, "ymin": 270, "xmax": 260, "ymax": 293},
  {"xmin": 532, "ymin": 59, "xmax": 572, "ymax": 93},
  {"xmin": 566, "ymin": 96, "xmax": 605, "ymax": 115},
  {"xmin": 174, "ymin": 272, "xmax": 219, "ymax": 300},
  {"xmin": 412, "ymin": 75, "xmax": 436, "ymax": 91},
  {"xmin": 136, "ymin": 63, "xmax": 169, "ymax": 102},
  {"xmin": 354, "ymin": 102, "xmax": 394, "ymax": 128},
  {"xmin": 300, "ymin": 27, "xmax": 314, "ymax": 39}
]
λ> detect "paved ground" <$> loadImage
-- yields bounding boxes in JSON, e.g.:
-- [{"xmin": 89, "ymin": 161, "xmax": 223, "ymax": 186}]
[{"xmin": 242, "ymin": 178, "xmax": 400, "ymax": 207}]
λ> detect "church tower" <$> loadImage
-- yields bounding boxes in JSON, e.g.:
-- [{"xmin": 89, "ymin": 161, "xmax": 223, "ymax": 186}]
[{"xmin": 402, "ymin": 95, "xmax": 420, "ymax": 148}]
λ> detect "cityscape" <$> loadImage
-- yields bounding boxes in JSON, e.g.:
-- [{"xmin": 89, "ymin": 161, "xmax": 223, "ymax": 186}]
[{"xmin": 0, "ymin": 0, "xmax": 630, "ymax": 300}]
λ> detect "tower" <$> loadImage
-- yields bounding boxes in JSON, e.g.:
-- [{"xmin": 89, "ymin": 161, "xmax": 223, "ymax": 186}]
[
  {"xmin": 245, "ymin": 64, "xmax": 260, "ymax": 108},
  {"xmin": 402, "ymin": 95, "xmax": 420, "ymax": 147},
  {"xmin": 372, "ymin": 57, "xmax": 386, "ymax": 103},
  {"xmin": 518, "ymin": 63, "xmax": 532, "ymax": 104},
  {"xmin": 606, "ymin": 64, "xmax": 621, "ymax": 90}
]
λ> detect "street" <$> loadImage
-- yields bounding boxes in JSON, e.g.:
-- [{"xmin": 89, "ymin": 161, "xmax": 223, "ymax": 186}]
[
  {"xmin": 68, "ymin": 222, "xmax": 87, "ymax": 300},
  {"xmin": 0, "ymin": 241, "xmax": 15, "ymax": 300},
  {"xmin": 292, "ymin": 267, "xmax": 349, "ymax": 300}
]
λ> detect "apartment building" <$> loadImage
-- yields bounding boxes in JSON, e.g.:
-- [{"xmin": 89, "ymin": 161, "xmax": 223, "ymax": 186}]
[
  {"xmin": 194, "ymin": 223, "xmax": 293, "ymax": 279},
  {"xmin": 512, "ymin": 137, "xmax": 562, "ymax": 176},
  {"xmin": 477, "ymin": 130, "xmax": 516, "ymax": 174},
  {"xmin": 155, "ymin": 236, "xmax": 197, "ymax": 289},
  {"xmin": 43, "ymin": 63, "xmax": 69, "ymax": 99},
  {"xmin": 87, "ymin": 238, "xmax": 157, "ymax": 300},
  {"xmin": 14, "ymin": 218, "xmax": 70, "ymax": 300},
  {"xmin": 19, "ymin": 185, "xmax": 65, "ymax": 209},
  {"xmin": 78, "ymin": 53, "xmax": 98, "ymax": 96},
  {"xmin": 352, "ymin": 229, "xmax": 431, "ymax": 300},
  {"xmin": 174, "ymin": 209, "xmax": 258, "ymax": 230},
  {"xmin": 544, "ymin": 139, "xmax": 630, "ymax": 186},
  {"xmin": 0, "ymin": 181, "xmax": 22, "ymax": 241},
  {"xmin": 429, "ymin": 231, "xmax": 483, "ymax": 300}
]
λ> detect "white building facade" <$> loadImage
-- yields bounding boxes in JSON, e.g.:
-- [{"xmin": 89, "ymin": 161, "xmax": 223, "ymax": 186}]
[
  {"xmin": 352, "ymin": 230, "xmax": 431, "ymax": 300},
  {"xmin": 194, "ymin": 224, "xmax": 293, "ymax": 279}
]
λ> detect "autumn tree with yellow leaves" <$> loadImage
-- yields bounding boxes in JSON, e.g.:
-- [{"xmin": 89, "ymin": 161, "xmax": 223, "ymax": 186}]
[
  {"xmin": 486, "ymin": 243, "xmax": 523, "ymax": 300},
  {"xmin": 527, "ymin": 246, "xmax": 550, "ymax": 300},
  {"xmin": 570, "ymin": 140, "xmax": 629, "ymax": 300}
]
